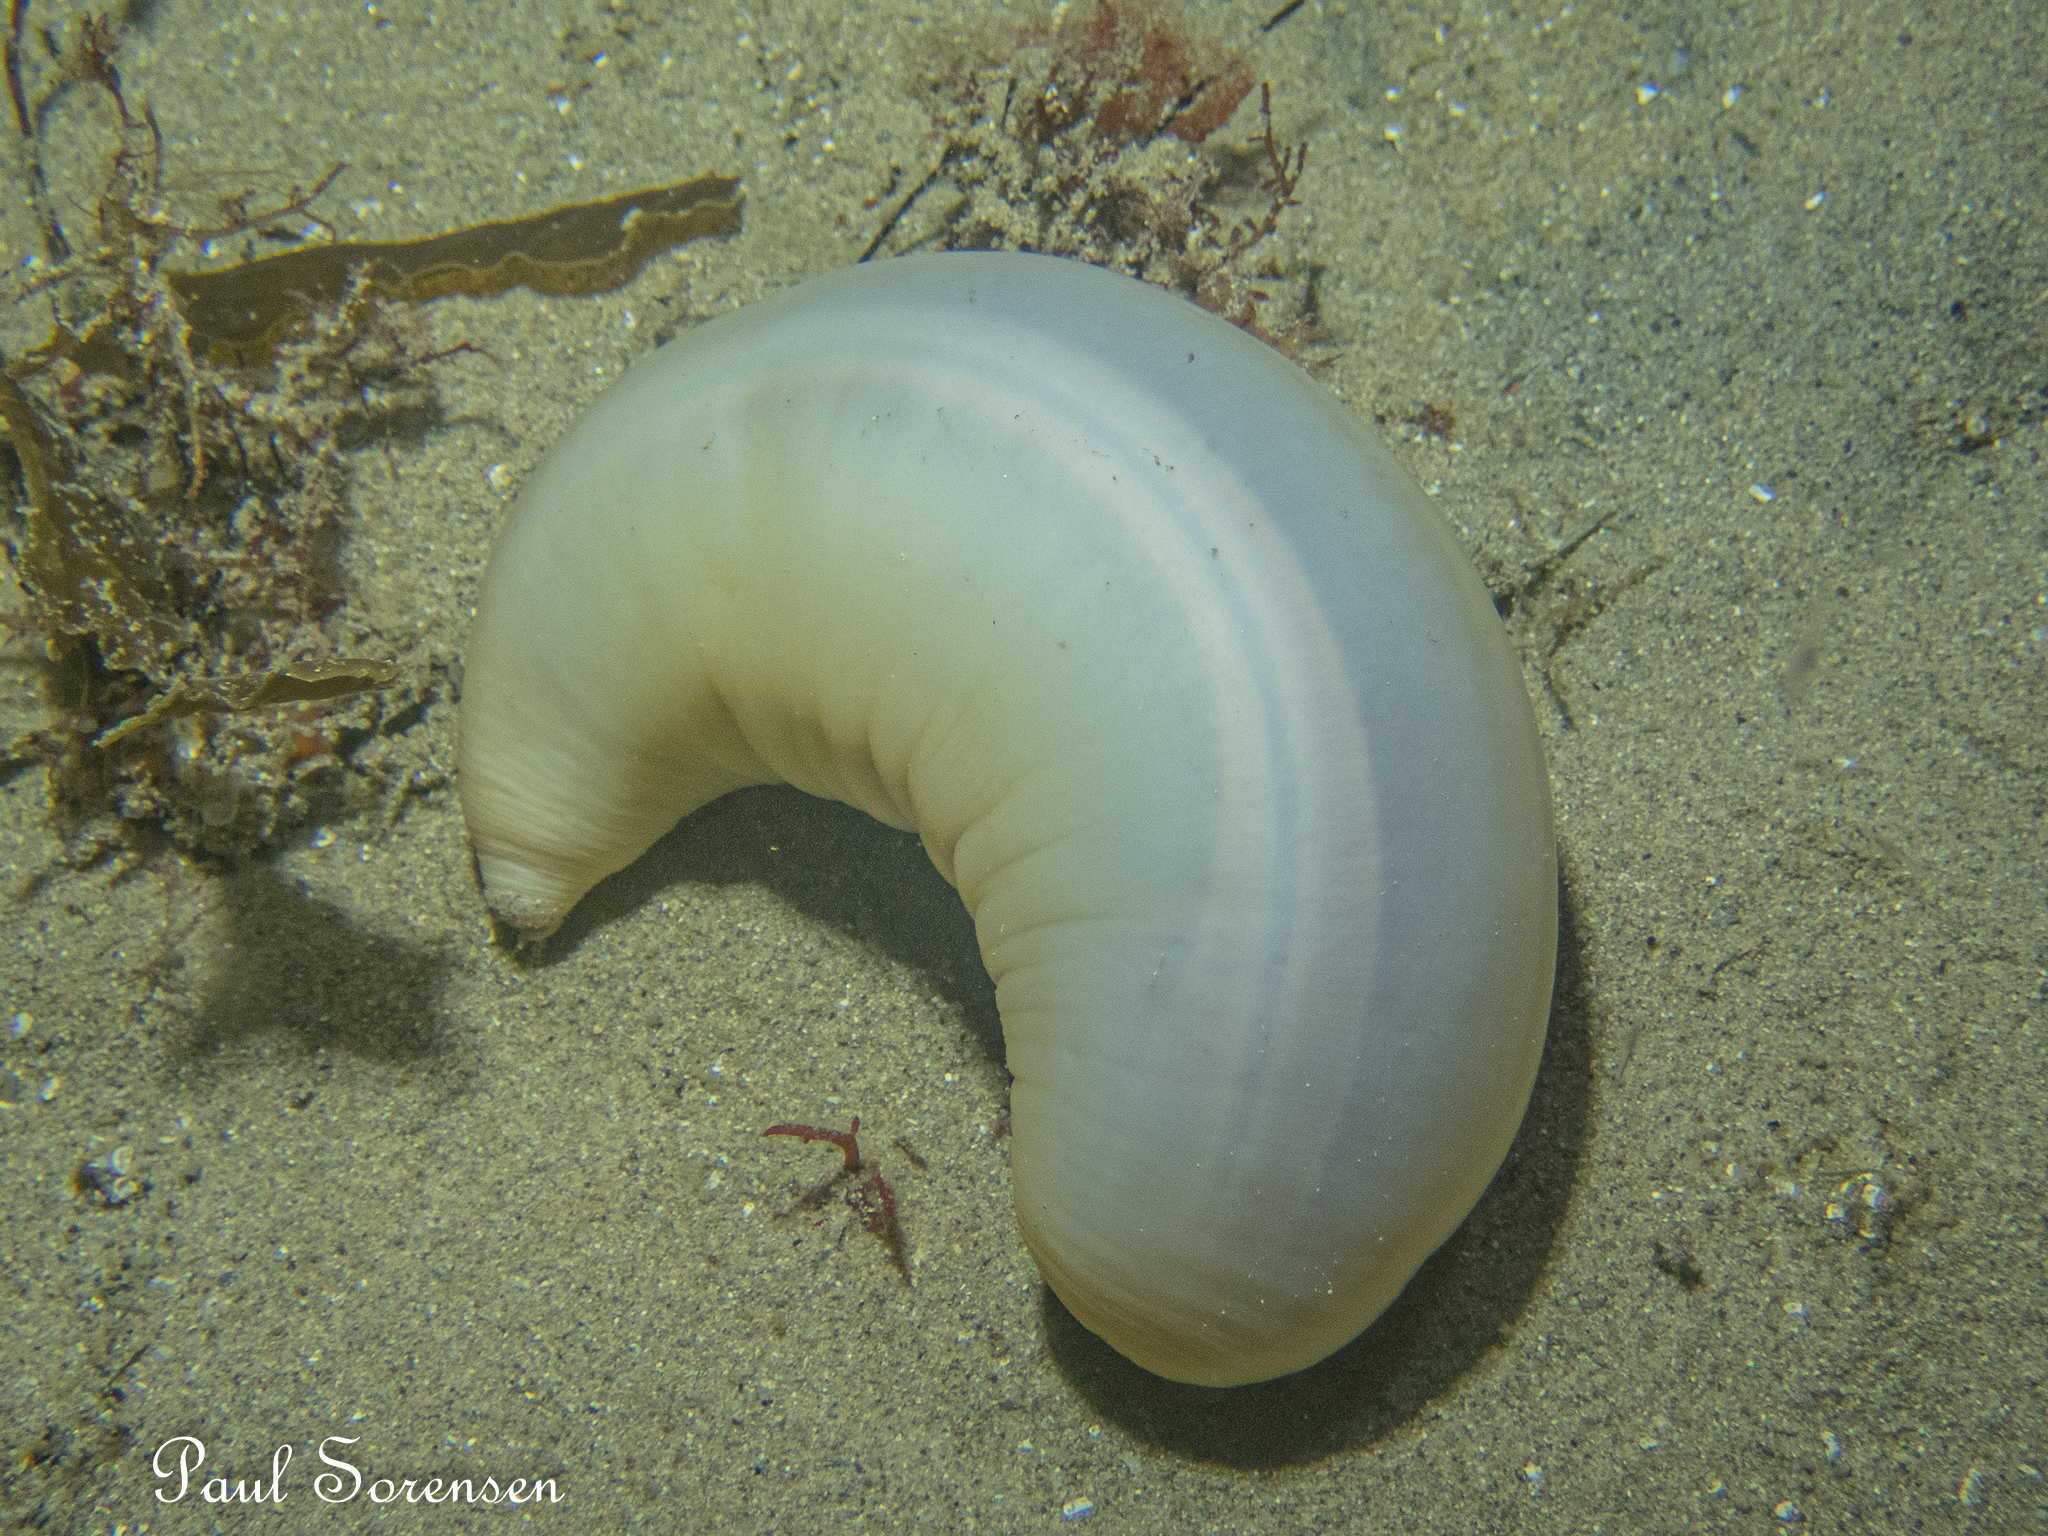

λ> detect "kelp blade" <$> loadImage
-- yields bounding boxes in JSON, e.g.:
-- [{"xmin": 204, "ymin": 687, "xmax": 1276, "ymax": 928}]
[
  {"xmin": 169, "ymin": 173, "xmax": 743, "ymax": 366},
  {"xmin": 96, "ymin": 660, "xmax": 405, "ymax": 746}
]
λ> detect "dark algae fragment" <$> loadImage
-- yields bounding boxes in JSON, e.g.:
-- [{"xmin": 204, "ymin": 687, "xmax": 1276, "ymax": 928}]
[
  {"xmin": 170, "ymin": 174, "xmax": 744, "ymax": 367},
  {"xmin": 94, "ymin": 659, "xmax": 405, "ymax": 749},
  {"xmin": 880, "ymin": 0, "xmax": 1319, "ymax": 354},
  {"xmin": 0, "ymin": 370, "xmax": 188, "ymax": 675},
  {"xmin": 763, "ymin": 1116, "xmax": 910, "ymax": 1279}
]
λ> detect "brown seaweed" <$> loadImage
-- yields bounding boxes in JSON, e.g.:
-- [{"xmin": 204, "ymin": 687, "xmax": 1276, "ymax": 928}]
[
  {"xmin": 169, "ymin": 174, "xmax": 745, "ymax": 366},
  {"xmin": 94, "ymin": 659, "xmax": 405, "ymax": 748},
  {"xmin": 3, "ymin": 4, "xmax": 744, "ymax": 865},
  {"xmin": 0, "ymin": 370, "xmax": 187, "ymax": 673}
]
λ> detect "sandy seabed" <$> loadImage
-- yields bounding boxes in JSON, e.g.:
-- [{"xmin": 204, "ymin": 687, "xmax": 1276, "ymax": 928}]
[{"xmin": 1, "ymin": 0, "xmax": 2042, "ymax": 1531}]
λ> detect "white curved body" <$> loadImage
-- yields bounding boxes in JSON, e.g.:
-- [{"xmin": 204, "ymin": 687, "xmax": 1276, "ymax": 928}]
[{"xmin": 457, "ymin": 253, "xmax": 1556, "ymax": 1386}]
